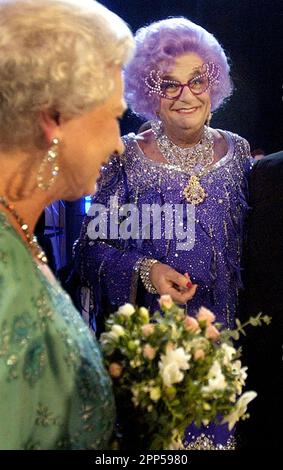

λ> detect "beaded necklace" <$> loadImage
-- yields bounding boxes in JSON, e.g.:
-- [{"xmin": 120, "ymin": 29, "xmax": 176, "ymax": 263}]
[
  {"xmin": 0, "ymin": 196, "xmax": 48, "ymax": 264},
  {"xmin": 151, "ymin": 120, "xmax": 214, "ymax": 204}
]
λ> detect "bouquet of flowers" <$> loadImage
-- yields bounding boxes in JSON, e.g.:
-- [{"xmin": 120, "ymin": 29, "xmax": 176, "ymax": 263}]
[{"xmin": 100, "ymin": 295, "xmax": 270, "ymax": 450}]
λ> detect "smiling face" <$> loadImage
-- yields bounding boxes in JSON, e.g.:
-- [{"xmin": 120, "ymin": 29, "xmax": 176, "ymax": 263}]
[{"xmin": 157, "ymin": 53, "xmax": 211, "ymax": 142}]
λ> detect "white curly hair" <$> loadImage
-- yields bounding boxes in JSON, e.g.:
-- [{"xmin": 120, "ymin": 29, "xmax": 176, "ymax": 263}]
[{"xmin": 0, "ymin": 0, "xmax": 134, "ymax": 150}]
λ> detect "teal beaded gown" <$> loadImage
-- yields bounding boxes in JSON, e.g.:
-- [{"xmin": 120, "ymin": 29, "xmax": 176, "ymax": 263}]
[{"xmin": 0, "ymin": 213, "xmax": 115, "ymax": 449}]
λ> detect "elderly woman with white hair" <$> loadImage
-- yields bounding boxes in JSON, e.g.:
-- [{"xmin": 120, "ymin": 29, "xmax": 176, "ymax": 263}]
[
  {"xmin": 77, "ymin": 17, "xmax": 253, "ymax": 449},
  {"xmin": 0, "ymin": 0, "xmax": 133, "ymax": 449}
]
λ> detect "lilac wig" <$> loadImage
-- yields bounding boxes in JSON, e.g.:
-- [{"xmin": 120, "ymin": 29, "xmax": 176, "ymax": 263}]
[{"xmin": 124, "ymin": 17, "xmax": 233, "ymax": 120}]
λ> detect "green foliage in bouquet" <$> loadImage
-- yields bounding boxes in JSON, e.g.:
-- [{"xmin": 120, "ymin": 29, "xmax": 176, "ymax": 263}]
[{"xmin": 100, "ymin": 295, "xmax": 270, "ymax": 450}]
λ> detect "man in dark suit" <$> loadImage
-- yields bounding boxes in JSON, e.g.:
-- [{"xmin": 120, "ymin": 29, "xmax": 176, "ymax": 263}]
[{"xmin": 239, "ymin": 151, "xmax": 283, "ymax": 448}]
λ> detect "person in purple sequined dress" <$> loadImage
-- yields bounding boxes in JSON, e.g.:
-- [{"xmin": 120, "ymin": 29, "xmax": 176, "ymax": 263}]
[{"xmin": 76, "ymin": 18, "xmax": 253, "ymax": 449}]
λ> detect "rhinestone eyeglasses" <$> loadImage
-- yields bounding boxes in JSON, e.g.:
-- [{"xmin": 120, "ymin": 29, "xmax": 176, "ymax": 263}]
[{"xmin": 145, "ymin": 62, "xmax": 220, "ymax": 100}]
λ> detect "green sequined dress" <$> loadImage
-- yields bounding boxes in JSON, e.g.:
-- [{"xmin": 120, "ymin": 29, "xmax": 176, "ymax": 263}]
[{"xmin": 0, "ymin": 213, "xmax": 115, "ymax": 450}]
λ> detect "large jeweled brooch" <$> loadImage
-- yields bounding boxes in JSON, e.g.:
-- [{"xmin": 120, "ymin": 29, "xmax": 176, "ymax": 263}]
[{"xmin": 183, "ymin": 175, "xmax": 206, "ymax": 205}]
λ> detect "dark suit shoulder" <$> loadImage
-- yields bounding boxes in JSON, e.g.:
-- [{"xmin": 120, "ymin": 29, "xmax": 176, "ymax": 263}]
[
  {"xmin": 253, "ymin": 150, "xmax": 283, "ymax": 172},
  {"xmin": 250, "ymin": 151, "xmax": 283, "ymax": 203}
]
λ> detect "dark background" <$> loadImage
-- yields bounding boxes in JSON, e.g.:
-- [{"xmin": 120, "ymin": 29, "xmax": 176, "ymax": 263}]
[{"xmin": 62, "ymin": 0, "xmax": 283, "ymax": 266}]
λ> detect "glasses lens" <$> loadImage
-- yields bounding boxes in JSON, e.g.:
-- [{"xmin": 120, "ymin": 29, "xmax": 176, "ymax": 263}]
[
  {"xmin": 189, "ymin": 75, "xmax": 209, "ymax": 95},
  {"xmin": 161, "ymin": 81, "xmax": 182, "ymax": 99}
]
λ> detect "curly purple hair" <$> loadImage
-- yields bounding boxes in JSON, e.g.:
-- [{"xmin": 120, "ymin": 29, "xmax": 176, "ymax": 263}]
[{"xmin": 124, "ymin": 17, "xmax": 233, "ymax": 120}]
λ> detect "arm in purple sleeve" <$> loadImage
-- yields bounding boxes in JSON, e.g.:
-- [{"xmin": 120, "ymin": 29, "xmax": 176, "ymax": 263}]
[{"xmin": 76, "ymin": 154, "xmax": 145, "ymax": 329}]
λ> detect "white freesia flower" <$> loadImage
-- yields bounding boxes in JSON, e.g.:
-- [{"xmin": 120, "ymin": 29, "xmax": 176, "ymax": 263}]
[
  {"xmin": 229, "ymin": 393, "xmax": 237, "ymax": 403},
  {"xmin": 159, "ymin": 347, "xmax": 191, "ymax": 387},
  {"xmin": 202, "ymin": 360, "xmax": 227, "ymax": 393},
  {"xmin": 118, "ymin": 303, "xmax": 135, "ymax": 317},
  {"xmin": 232, "ymin": 360, "xmax": 248, "ymax": 383},
  {"xmin": 222, "ymin": 391, "xmax": 257, "ymax": 430},
  {"xmin": 221, "ymin": 343, "xmax": 236, "ymax": 365},
  {"xmin": 231, "ymin": 360, "xmax": 248, "ymax": 393}
]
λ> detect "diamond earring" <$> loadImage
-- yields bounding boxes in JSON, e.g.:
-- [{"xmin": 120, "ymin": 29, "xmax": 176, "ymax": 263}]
[{"xmin": 37, "ymin": 138, "xmax": 60, "ymax": 190}]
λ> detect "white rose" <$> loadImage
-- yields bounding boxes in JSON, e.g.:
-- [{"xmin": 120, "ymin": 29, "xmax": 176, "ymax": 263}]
[
  {"xmin": 160, "ymin": 362, "xmax": 184, "ymax": 387},
  {"xmin": 110, "ymin": 324, "xmax": 125, "ymax": 338},
  {"xmin": 118, "ymin": 303, "xmax": 135, "ymax": 317},
  {"xmin": 160, "ymin": 347, "xmax": 191, "ymax": 370},
  {"xmin": 159, "ymin": 347, "xmax": 191, "ymax": 387}
]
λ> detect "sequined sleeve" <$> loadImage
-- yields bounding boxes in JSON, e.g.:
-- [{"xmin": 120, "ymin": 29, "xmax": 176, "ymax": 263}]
[
  {"xmin": 76, "ymin": 152, "xmax": 145, "ymax": 330},
  {"xmin": 234, "ymin": 136, "xmax": 254, "ymax": 176}
]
